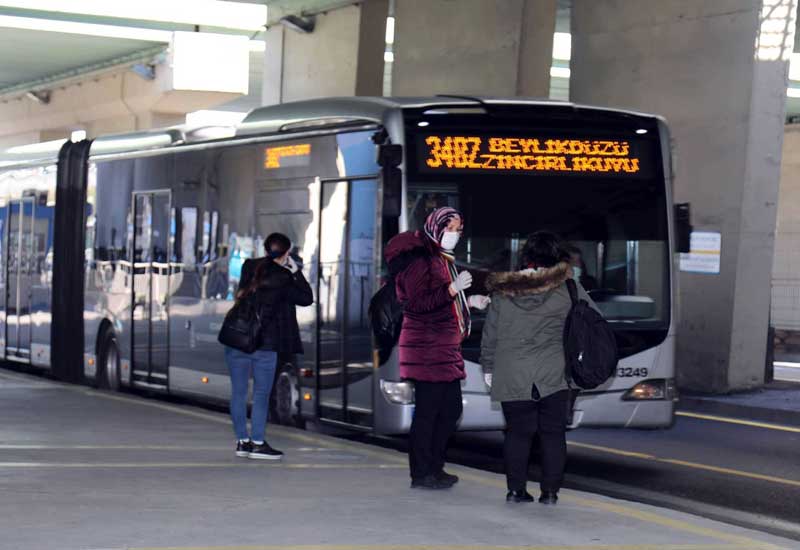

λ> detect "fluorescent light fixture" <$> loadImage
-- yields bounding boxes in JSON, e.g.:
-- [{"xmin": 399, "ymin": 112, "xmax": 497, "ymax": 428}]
[
  {"xmin": 384, "ymin": 51, "xmax": 395, "ymax": 63},
  {"xmin": 385, "ymin": 16, "xmax": 395, "ymax": 45},
  {"xmin": 0, "ymin": 0, "xmax": 267, "ymax": 31},
  {"xmin": 0, "ymin": 14, "xmax": 171, "ymax": 41},
  {"xmin": 71, "ymin": 130, "xmax": 87, "ymax": 142},
  {"xmin": 417, "ymin": 121, "xmax": 429, "ymax": 127},
  {"xmin": 550, "ymin": 66, "xmax": 571, "ymax": 78},
  {"xmin": 552, "ymin": 32, "xmax": 571, "ymax": 61},
  {"xmin": 636, "ymin": 129, "xmax": 648, "ymax": 135}
]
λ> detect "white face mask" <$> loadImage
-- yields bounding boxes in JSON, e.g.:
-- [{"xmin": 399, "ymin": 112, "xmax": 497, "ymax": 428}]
[
  {"xmin": 572, "ymin": 266, "xmax": 582, "ymax": 280},
  {"xmin": 440, "ymin": 231, "xmax": 460, "ymax": 251}
]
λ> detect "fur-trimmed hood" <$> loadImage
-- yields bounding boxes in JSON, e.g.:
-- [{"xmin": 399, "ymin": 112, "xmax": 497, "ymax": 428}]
[{"xmin": 486, "ymin": 262, "xmax": 572, "ymax": 297}]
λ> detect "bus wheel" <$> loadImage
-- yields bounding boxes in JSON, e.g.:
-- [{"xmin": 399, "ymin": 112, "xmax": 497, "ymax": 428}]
[
  {"xmin": 274, "ymin": 370, "xmax": 305, "ymax": 429},
  {"xmin": 98, "ymin": 330, "xmax": 121, "ymax": 392}
]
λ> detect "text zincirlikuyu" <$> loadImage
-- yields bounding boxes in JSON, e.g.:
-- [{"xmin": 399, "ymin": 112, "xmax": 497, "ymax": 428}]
[{"xmin": 422, "ymin": 135, "xmax": 642, "ymax": 174}]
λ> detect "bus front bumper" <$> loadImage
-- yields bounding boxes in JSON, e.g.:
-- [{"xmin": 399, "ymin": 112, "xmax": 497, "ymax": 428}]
[{"xmin": 374, "ymin": 384, "xmax": 675, "ymax": 434}]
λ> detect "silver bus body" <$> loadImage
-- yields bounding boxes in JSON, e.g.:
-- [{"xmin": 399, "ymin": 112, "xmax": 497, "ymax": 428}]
[{"xmin": 0, "ymin": 97, "xmax": 676, "ymax": 434}]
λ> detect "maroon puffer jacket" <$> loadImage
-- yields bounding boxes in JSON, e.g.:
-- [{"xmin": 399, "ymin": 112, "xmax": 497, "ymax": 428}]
[{"xmin": 384, "ymin": 231, "xmax": 465, "ymax": 382}]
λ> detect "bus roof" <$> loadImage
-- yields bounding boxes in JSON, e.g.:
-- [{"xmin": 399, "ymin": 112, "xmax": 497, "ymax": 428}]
[
  {"xmin": 0, "ymin": 96, "xmax": 662, "ymax": 170},
  {"xmin": 235, "ymin": 96, "xmax": 660, "ymax": 137}
]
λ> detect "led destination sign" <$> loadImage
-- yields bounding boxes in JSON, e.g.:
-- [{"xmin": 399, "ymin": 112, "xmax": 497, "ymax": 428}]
[
  {"xmin": 264, "ymin": 143, "xmax": 311, "ymax": 169},
  {"xmin": 417, "ymin": 135, "xmax": 651, "ymax": 177}
]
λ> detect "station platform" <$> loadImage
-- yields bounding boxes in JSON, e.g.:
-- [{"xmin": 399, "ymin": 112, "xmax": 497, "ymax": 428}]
[{"xmin": 0, "ymin": 368, "xmax": 795, "ymax": 550}]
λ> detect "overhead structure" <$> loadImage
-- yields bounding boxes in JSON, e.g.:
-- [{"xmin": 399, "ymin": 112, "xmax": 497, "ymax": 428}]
[{"xmin": 0, "ymin": 1, "xmax": 266, "ymax": 147}]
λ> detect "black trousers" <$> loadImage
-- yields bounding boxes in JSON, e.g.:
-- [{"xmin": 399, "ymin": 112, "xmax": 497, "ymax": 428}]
[
  {"xmin": 408, "ymin": 380, "xmax": 463, "ymax": 480},
  {"xmin": 501, "ymin": 389, "xmax": 569, "ymax": 493}
]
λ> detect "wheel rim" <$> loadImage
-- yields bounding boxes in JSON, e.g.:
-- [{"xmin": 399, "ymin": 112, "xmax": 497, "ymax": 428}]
[{"xmin": 106, "ymin": 340, "xmax": 119, "ymax": 389}]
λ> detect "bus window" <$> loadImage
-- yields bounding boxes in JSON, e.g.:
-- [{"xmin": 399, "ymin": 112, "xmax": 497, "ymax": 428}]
[{"xmin": 180, "ymin": 207, "xmax": 198, "ymax": 268}]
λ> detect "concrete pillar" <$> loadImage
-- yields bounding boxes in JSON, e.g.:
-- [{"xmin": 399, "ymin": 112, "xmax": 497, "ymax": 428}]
[
  {"xmin": 391, "ymin": 0, "xmax": 556, "ymax": 97},
  {"xmin": 571, "ymin": 1, "xmax": 797, "ymax": 392},
  {"xmin": 262, "ymin": 1, "xmax": 387, "ymax": 104}
]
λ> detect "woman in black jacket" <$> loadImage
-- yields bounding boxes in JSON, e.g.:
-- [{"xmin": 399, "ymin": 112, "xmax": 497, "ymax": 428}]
[{"xmin": 225, "ymin": 233, "xmax": 313, "ymax": 459}]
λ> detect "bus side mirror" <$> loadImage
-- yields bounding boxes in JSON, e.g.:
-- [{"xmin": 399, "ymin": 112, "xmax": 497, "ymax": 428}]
[
  {"xmin": 674, "ymin": 203, "xmax": 692, "ymax": 253},
  {"xmin": 378, "ymin": 144, "xmax": 402, "ymax": 218}
]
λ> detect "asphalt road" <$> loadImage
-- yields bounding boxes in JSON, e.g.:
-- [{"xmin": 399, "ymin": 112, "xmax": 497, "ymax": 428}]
[{"xmin": 432, "ymin": 412, "xmax": 800, "ymax": 540}]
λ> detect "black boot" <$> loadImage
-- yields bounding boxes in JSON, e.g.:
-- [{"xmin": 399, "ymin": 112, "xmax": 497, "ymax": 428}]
[
  {"xmin": 435, "ymin": 470, "xmax": 459, "ymax": 486},
  {"xmin": 506, "ymin": 490, "xmax": 534, "ymax": 503},
  {"xmin": 411, "ymin": 474, "xmax": 452, "ymax": 490},
  {"xmin": 539, "ymin": 491, "xmax": 558, "ymax": 504}
]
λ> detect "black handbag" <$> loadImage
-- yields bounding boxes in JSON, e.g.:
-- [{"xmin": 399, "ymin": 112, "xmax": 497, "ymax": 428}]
[{"xmin": 218, "ymin": 293, "xmax": 262, "ymax": 353}]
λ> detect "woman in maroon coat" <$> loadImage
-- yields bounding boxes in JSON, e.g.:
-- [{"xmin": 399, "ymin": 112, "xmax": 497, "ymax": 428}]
[{"xmin": 385, "ymin": 207, "xmax": 488, "ymax": 490}]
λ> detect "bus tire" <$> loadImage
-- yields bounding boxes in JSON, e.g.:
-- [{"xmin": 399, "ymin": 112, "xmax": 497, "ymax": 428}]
[
  {"xmin": 98, "ymin": 329, "xmax": 121, "ymax": 392},
  {"xmin": 274, "ymin": 370, "xmax": 305, "ymax": 429}
]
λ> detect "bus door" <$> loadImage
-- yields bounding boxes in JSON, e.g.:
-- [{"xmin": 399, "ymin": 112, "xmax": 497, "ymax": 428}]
[
  {"xmin": 130, "ymin": 191, "xmax": 172, "ymax": 388},
  {"xmin": 5, "ymin": 198, "xmax": 36, "ymax": 360},
  {"xmin": 316, "ymin": 177, "xmax": 379, "ymax": 428}
]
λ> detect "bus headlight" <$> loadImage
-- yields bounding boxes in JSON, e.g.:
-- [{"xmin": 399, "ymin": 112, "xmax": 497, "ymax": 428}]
[
  {"xmin": 380, "ymin": 380, "xmax": 414, "ymax": 404},
  {"xmin": 622, "ymin": 379, "xmax": 678, "ymax": 401}
]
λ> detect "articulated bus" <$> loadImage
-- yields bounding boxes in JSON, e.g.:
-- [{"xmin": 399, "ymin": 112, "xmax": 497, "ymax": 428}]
[{"xmin": 0, "ymin": 97, "xmax": 684, "ymax": 433}]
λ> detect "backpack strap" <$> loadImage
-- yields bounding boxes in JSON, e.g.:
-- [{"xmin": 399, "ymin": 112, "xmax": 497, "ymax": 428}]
[{"xmin": 565, "ymin": 278, "xmax": 579, "ymax": 306}]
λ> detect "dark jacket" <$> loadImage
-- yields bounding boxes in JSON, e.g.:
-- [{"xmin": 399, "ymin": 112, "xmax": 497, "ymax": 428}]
[
  {"xmin": 239, "ymin": 257, "xmax": 313, "ymax": 354},
  {"xmin": 480, "ymin": 262, "xmax": 599, "ymax": 402},
  {"xmin": 384, "ymin": 231, "xmax": 465, "ymax": 382}
]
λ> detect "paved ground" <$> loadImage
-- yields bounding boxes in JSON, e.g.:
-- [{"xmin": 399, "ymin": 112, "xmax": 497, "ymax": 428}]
[
  {"xmin": 0, "ymin": 368, "xmax": 796, "ymax": 550},
  {"xmin": 431, "ymin": 409, "xmax": 800, "ymax": 541}
]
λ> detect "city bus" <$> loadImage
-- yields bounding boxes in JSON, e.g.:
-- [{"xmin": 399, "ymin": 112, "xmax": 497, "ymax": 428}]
[{"xmin": 0, "ymin": 96, "xmax": 685, "ymax": 434}]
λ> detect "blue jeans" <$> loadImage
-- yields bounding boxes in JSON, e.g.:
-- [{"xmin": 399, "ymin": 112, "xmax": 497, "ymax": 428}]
[{"xmin": 224, "ymin": 347, "xmax": 278, "ymax": 441}]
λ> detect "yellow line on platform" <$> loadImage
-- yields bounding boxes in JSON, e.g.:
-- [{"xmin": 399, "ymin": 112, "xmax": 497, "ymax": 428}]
[
  {"xmin": 0, "ymin": 444, "xmax": 227, "ymax": 450},
  {"xmin": 130, "ymin": 544, "xmax": 768, "ymax": 550},
  {"xmin": 0, "ymin": 462, "xmax": 404, "ymax": 469},
  {"xmin": 79, "ymin": 385, "xmax": 783, "ymax": 550},
  {"xmin": 676, "ymin": 411, "xmax": 800, "ymax": 433},
  {"xmin": 565, "ymin": 441, "xmax": 656, "ymax": 460},
  {"xmin": 0, "ymin": 444, "xmax": 351, "ymax": 452}
]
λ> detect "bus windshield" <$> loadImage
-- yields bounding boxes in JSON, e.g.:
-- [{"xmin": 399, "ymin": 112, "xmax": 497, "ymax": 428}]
[{"xmin": 404, "ymin": 122, "xmax": 670, "ymax": 359}]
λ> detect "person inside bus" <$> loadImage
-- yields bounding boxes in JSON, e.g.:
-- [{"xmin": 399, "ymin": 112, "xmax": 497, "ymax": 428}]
[
  {"xmin": 224, "ymin": 232, "xmax": 313, "ymax": 460},
  {"xmin": 480, "ymin": 231, "xmax": 598, "ymax": 504},
  {"xmin": 564, "ymin": 244, "xmax": 598, "ymax": 291},
  {"xmin": 384, "ymin": 207, "xmax": 490, "ymax": 490}
]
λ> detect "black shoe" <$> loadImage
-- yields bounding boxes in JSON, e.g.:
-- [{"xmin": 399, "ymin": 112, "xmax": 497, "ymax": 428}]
[
  {"xmin": 435, "ymin": 470, "xmax": 459, "ymax": 486},
  {"xmin": 410, "ymin": 474, "xmax": 453, "ymax": 490},
  {"xmin": 248, "ymin": 441, "xmax": 283, "ymax": 460},
  {"xmin": 506, "ymin": 490, "xmax": 534, "ymax": 503},
  {"xmin": 235, "ymin": 440, "xmax": 253, "ymax": 458},
  {"xmin": 539, "ymin": 491, "xmax": 558, "ymax": 504}
]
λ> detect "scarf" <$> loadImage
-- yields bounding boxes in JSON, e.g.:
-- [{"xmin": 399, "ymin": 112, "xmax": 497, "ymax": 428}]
[{"xmin": 441, "ymin": 250, "xmax": 471, "ymax": 340}]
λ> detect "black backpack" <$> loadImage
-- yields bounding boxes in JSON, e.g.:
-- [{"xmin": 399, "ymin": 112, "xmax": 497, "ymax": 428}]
[
  {"xmin": 563, "ymin": 279, "xmax": 618, "ymax": 389},
  {"xmin": 368, "ymin": 278, "xmax": 404, "ymax": 365},
  {"xmin": 218, "ymin": 293, "xmax": 262, "ymax": 354}
]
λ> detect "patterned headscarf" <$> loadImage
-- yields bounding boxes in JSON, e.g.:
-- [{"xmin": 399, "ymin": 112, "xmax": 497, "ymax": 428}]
[
  {"xmin": 423, "ymin": 207, "xmax": 463, "ymax": 246},
  {"xmin": 423, "ymin": 206, "xmax": 471, "ymax": 340}
]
